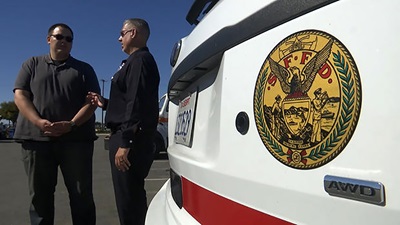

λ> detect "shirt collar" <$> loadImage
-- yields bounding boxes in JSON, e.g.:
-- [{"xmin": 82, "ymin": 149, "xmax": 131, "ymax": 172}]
[
  {"xmin": 129, "ymin": 47, "xmax": 149, "ymax": 56},
  {"xmin": 45, "ymin": 54, "xmax": 72, "ymax": 65}
]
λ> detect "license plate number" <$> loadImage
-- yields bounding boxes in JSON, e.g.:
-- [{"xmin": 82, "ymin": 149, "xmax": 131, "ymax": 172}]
[{"xmin": 174, "ymin": 91, "xmax": 197, "ymax": 147}]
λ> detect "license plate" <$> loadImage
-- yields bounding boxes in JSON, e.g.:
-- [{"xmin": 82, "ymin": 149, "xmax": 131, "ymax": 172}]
[{"xmin": 174, "ymin": 91, "xmax": 197, "ymax": 147}]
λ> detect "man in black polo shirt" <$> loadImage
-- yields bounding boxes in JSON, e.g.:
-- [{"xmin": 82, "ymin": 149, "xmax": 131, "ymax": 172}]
[
  {"xmin": 88, "ymin": 18, "xmax": 160, "ymax": 225},
  {"xmin": 13, "ymin": 23, "xmax": 100, "ymax": 225}
]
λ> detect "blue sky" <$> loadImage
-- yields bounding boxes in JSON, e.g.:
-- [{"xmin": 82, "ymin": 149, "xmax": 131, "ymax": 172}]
[{"xmin": 0, "ymin": 0, "xmax": 194, "ymax": 123}]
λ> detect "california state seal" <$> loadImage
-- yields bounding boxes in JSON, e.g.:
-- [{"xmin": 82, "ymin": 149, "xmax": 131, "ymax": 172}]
[{"xmin": 254, "ymin": 30, "xmax": 361, "ymax": 169}]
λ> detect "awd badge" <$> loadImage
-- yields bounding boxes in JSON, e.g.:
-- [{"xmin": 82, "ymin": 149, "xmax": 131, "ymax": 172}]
[{"xmin": 254, "ymin": 30, "xmax": 361, "ymax": 169}]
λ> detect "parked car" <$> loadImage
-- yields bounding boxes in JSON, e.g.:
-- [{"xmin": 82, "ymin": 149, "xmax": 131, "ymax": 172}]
[
  {"xmin": 6, "ymin": 127, "xmax": 15, "ymax": 139},
  {"xmin": 154, "ymin": 93, "xmax": 169, "ymax": 159},
  {"xmin": 0, "ymin": 125, "xmax": 15, "ymax": 139},
  {"xmin": 0, "ymin": 124, "xmax": 5, "ymax": 139},
  {"xmin": 146, "ymin": 0, "xmax": 400, "ymax": 225}
]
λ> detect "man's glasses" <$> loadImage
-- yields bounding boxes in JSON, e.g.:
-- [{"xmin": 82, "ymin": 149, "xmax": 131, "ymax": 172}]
[
  {"xmin": 51, "ymin": 34, "xmax": 73, "ymax": 43},
  {"xmin": 120, "ymin": 29, "xmax": 133, "ymax": 37}
]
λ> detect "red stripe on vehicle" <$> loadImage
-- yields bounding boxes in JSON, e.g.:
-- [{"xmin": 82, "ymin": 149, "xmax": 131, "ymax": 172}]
[
  {"xmin": 182, "ymin": 177, "xmax": 294, "ymax": 225},
  {"xmin": 159, "ymin": 117, "xmax": 168, "ymax": 123}
]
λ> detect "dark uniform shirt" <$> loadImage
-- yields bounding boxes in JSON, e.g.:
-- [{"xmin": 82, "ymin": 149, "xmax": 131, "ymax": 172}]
[
  {"xmin": 105, "ymin": 47, "xmax": 160, "ymax": 148},
  {"xmin": 13, "ymin": 54, "xmax": 101, "ymax": 141}
]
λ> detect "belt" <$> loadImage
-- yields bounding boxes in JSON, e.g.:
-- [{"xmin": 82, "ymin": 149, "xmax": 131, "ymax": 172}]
[{"xmin": 110, "ymin": 126, "xmax": 122, "ymax": 134}]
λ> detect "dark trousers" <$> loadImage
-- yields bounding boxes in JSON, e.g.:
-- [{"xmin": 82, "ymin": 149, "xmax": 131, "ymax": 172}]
[
  {"xmin": 21, "ymin": 141, "xmax": 96, "ymax": 225},
  {"xmin": 109, "ymin": 131, "xmax": 155, "ymax": 225}
]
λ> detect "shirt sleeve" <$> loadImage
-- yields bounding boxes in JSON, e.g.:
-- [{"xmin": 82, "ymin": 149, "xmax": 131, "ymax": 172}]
[
  {"xmin": 84, "ymin": 64, "xmax": 101, "ymax": 94},
  {"xmin": 119, "ymin": 58, "xmax": 142, "ymax": 148},
  {"xmin": 14, "ymin": 57, "xmax": 34, "ymax": 93}
]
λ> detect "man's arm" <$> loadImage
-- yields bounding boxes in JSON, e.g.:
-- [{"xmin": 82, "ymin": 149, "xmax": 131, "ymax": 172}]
[
  {"xmin": 49, "ymin": 100, "xmax": 97, "ymax": 135},
  {"xmin": 71, "ymin": 102, "xmax": 97, "ymax": 126},
  {"xmin": 15, "ymin": 89, "xmax": 96, "ymax": 135},
  {"xmin": 14, "ymin": 89, "xmax": 53, "ymax": 130},
  {"xmin": 52, "ymin": 63, "xmax": 101, "ymax": 134}
]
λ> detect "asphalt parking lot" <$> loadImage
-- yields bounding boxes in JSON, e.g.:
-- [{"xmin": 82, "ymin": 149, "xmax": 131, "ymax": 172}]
[{"xmin": 0, "ymin": 135, "xmax": 169, "ymax": 225}]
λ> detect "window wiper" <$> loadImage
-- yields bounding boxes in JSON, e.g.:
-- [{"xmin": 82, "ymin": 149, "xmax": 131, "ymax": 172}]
[{"xmin": 186, "ymin": 0, "xmax": 219, "ymax": 25}]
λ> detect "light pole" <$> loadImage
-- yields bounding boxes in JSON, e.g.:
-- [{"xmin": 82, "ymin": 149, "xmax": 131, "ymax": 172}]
[{"xmin": 100, "ymin": 79, "xmax": 107, "ymax": 131}]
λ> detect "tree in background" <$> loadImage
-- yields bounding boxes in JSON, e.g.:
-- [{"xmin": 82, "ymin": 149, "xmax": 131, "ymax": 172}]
[{"xmin": 0, "ymin": 101, "xmax": 19, "ymax": 125}]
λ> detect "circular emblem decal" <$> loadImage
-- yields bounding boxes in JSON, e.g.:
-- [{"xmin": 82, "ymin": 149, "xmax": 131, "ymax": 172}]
[{"xmin": 254, "ymin": 30, "xmax": 361, "ymax": 169}]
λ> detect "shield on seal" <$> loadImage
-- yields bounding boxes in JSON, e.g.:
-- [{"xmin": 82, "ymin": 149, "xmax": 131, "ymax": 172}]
[{"xmin": 282, "ymin": 97, "xmax": 311, "ymax": 136}]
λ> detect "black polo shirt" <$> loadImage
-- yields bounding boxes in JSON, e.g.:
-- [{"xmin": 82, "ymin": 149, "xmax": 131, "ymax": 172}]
[
  {"xmin": 13, "ymin": 54, "xmax": 101, "ymax": 141},
  {"xmin": 105, "ymin": 47, "xmax": 160, "ymax": 148}
]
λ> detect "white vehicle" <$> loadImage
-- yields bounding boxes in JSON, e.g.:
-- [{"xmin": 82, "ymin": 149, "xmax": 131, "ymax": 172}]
[
  {"xmin": 154, "ymin": 93, "xmax": 169, "ymax": 158},
  {"xmin": 147, "ymin": 0, "xmax": 400, "ymax": 224}
]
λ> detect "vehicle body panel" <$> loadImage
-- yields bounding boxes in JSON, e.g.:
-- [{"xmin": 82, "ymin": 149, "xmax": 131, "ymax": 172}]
[{"xmin": 147, "ymin": 0, "xmax": 400, "ymax": 224}]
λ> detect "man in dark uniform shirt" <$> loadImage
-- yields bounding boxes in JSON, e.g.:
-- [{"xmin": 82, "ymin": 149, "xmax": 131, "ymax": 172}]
[{"xmin": 88, "ymin": 18, "xmax": 160, "ymax": 225}]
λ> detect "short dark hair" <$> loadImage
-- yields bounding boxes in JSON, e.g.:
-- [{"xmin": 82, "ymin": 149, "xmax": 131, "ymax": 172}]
[
  {"xmin": 124, "ymin": 18, "xmax": 150, "ymax": 41},
  {"xmin": 48, "ymin": 23, "xmax": 74, "ymax": 38}
]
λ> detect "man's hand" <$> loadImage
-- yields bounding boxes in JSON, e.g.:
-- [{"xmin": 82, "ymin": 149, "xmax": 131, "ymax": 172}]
[
  {"xmin": 43, "ymin": 121, "xmax": 72, "ymax": 137},
  {"xmin": 36, "ymin": 119, "xmax": 53, "ymax": 131},
  {"xmin": 115, "ymin": 147, "xmax": 131, "ymax": 172},
  {"xmin": 35, "ymin": 119, "xmax": 63, "ymax": 136},
  {"xmin": 87, "ymin": 92, "xmax": 105, "ymax": 108}
]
